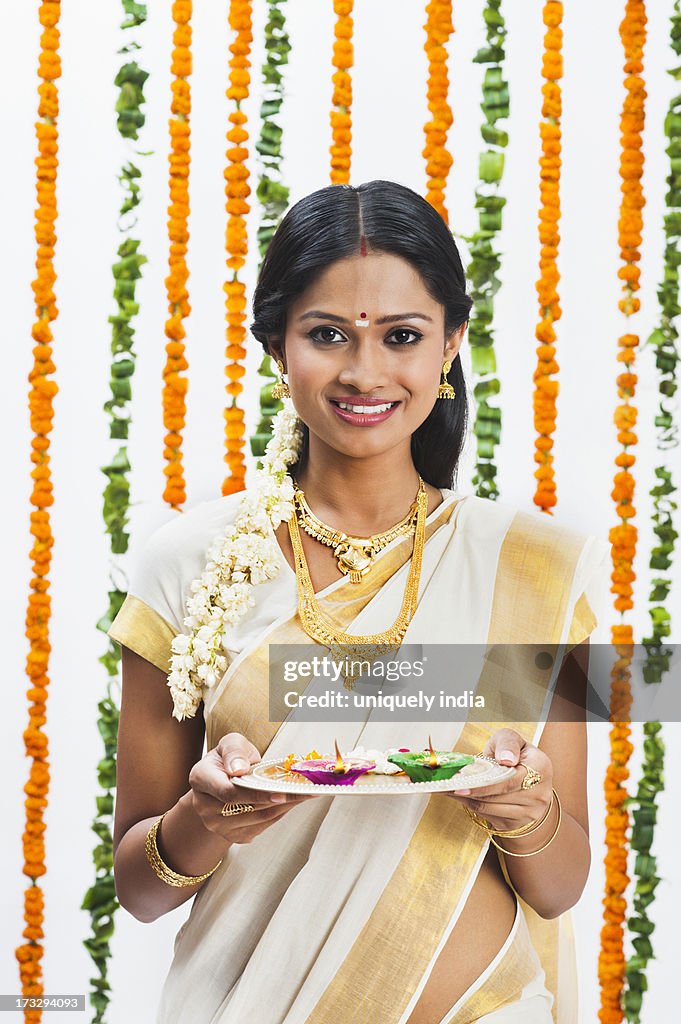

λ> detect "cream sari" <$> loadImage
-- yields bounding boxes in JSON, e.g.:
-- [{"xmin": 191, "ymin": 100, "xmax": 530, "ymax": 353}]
[{"xmin": 108, "ymin": 487, "xmax": 609, "ymax": 1024}]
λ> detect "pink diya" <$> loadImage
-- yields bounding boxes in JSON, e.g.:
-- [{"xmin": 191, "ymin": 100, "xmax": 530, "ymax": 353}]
[{"xmin": 290, "ymin": 740, "xmax": 376, "ymax": 786}]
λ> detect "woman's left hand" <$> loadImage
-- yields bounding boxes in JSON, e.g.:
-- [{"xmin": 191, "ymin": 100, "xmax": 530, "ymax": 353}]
[{"xmin": 445, "ymin": 728, "xmax": 553, "ymax": 832}]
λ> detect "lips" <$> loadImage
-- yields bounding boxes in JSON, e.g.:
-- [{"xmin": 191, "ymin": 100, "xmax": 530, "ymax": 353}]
[
  {"xmin": 328, "ymin": 398, "xmax": 401, "ymax": 426},
  {"xmin": 327, "ymin": 396, "xmax": 400, "ymax": 406}
]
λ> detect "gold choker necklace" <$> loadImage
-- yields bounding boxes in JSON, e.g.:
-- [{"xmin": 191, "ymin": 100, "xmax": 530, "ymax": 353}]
[
  {"xmin": 292, "ymin": 478, "xmax": 425, "ymax": 584},
  {"xmin": 287, "ymin": 482, "xmax": 428, "ymax": 689}
]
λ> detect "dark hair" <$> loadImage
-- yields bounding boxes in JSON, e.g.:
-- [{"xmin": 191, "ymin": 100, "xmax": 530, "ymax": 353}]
[{"xmin": 250, "ymin": 180, "xmax": 473, "ymax": 488}]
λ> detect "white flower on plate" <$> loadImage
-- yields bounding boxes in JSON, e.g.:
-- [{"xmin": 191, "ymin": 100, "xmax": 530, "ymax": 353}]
[{"xmin": 345, "ymin": 746, "xmax": 402, "ymax": 775}]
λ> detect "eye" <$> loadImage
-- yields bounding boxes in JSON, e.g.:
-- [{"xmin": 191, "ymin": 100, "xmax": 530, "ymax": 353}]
[
  {"xmin": 388, "ymin": 329, "xmax": 422, "ymax": 345},
  {"xmin": 308, "ymin": 326, "xmax": 346, "ymax": 344}
]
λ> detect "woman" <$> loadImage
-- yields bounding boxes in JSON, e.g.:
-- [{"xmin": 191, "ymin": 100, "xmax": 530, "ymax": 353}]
[{"xmin": 109, "ymin": 180, "xmax": 609, "ymax": 1023}]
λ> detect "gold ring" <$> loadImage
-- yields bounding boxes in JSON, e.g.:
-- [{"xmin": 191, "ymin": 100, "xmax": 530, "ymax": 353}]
[
  {"xmin": 220, "ymin": 802, "xmax": 256, "ymax": 817},
  {"xmin": 520, "ymin": 765, "xmax": 543, "ymax": 790}
]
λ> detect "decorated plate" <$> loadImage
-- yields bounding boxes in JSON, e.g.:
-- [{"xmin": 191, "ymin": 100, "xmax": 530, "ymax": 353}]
[{"xmin": 231, "ymin": 754, "xmax": 516, "ymax": 796}]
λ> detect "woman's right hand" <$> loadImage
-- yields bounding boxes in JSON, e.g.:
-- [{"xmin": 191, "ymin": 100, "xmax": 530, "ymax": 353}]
[{"xmin": 188, "ymin": 732, "xmax": 317, "ymax": 845}]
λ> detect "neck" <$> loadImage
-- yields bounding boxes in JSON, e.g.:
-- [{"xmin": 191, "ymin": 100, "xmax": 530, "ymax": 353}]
[{"xmin": 293, "ymin": 436, "xmax": 427, "ymax": 535}]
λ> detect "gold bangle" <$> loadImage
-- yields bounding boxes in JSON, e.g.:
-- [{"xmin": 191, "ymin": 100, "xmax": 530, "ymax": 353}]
[
  {"xmin": 489, "ymin": 791, "xmax": 555, "ymax": 838},
  {"xmin": 464, "ymin": 790, "xmax": 555, "ymax": 838},
  {"xmin": 145, "ymin": 813, "xmax": 223, "ymax": 888},
  {"xmin": 490, "ymin": 790, "xmax": 563, "ymax": 858}
]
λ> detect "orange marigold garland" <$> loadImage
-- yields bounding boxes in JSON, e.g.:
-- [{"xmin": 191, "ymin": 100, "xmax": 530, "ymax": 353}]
[
  {"xmin": 16, "ymin": 1, "xmax": 61, "ymax": 1015},
  {"xmin": 163, "ymin": 1, "xmax": 192, "ymax": 509},
  {"xmin": 532, "ymin": 1, "xmax": 563, "ymax": 513},
  {"xmin": 330, "ymin": 0, "xmax": 353, "ymax": 184},
  {"xmin": 423, "ymin": 0, "xmax": 454, "ymax": 223},
  {"xmin": 599, "ymin": 3, "xmax": 647, "ymax": 1021},
  {"xmin": 223, "ymin": 0, "xmax": 253, "ymax": 496}
]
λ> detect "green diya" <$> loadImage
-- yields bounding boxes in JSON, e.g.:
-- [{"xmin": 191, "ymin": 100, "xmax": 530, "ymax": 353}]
[{"xmin": 387, "ymin": 736, "xmax": 475, "ymax": 783}]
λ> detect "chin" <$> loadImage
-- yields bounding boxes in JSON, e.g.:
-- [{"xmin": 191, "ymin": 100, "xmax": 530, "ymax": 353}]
[{"xmin": 322, "ymin": 431, "xmax": 405, "ymax": 462}]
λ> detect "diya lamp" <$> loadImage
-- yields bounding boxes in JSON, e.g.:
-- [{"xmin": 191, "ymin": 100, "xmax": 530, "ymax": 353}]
[
  {"xmin": 290, "ymin": 740, "xmax": 376, "ymax": 786},
  {"xmin": 387, "ymin": 735, "xmax": 475, "ymax": 783}
]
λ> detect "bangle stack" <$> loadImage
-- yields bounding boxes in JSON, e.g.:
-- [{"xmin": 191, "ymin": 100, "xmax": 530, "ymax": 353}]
[
  {"xmin": 145, "ymin": 812, "xmax": 223, "ymax": 887},
  {"xmin": 464, "ymin": 788, "xmax": 562, "ymax": 858}
]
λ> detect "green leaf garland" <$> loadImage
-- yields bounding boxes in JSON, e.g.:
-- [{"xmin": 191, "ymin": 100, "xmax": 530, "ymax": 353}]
[
  {"xmin": 622, "ymin": 723, "xmax": 664, "ymax": 1021},
  {"xmin": 457, "ymin": 0, "xmax": 508, "ymax": 499},
  {"xmin": 623, "ymin": 3, "xmax": 680, "ymax": 1018},
  {"xmin": 250, "ymin": 0, "xmax": 291, "ymax": 463},
  {"xmin": 641, "ymin": 1, "xmax": 680, "ymax": 684},
  {"xmin": 81, "ymin": 4, "xmax": 148, "ymax": 1020}
]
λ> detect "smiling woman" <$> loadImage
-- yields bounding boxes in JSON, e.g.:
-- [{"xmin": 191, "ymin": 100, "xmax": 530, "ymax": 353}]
[
  {"xmin": 107, "ymin": 180, "xmax": 610, "ymax": 1024},
  {"xmin": 251, "ymin": 180, "xmax": 472, "ymax": 497},
  {"xmin": 276, "ymin": 254, "xmax": 462, "ymax": 459}
]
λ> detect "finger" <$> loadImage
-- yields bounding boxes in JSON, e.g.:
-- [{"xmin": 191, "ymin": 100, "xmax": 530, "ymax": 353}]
[
  {"xmin": 455, "ymin": 767, "xmax": 550, "ymax": 802},
  {"xmin": 448, "ymin": 787, "xmax": 534, "ymax": 804},
  {"xmin": 191, "ymin": 756, "xmax": 285, "ymax": 808},
  {"xmin": 193, "ymin": 776, "xmax": 282, "ymax": 814},
  {"xmin": 220, "ymin": 781, "xmax": 318, "ymax": 809},
  {"xmin": 201, "ymin": 755, "xmax": 322, "ymax": 805},
  {"xmin": 488, "ymin": 728, "xmax": 527, "ymax": 766},
  {"xmin": 456, "ymin": 774, "xmax": 522, "ymax": 801},
  {"xmin": 454, "ymin": 742, "xmax": 550, "ymax": 800},
  {"xmin": 216, "ymin": 733, "xmax": 262, "ymax": 775},
  {"xmin": 225, "ymin": 801, "xmax": 294, "ymax": 830},
  {"xmin": 221, "ymin": 795, "xmax": 317, "ymax": 835},
  {"xmin": 465, "ymin": 798, "xmax": 526, "ymax": 821},
  {"xmin": 452, "ymin": 772, "xmax": 522, "ymax": 800}
]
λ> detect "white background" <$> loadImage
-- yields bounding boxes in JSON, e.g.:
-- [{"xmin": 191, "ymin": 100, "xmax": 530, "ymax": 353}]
[{"xmin": 3, "ymin": 1, "xmax": 680, "ymax": 1021}]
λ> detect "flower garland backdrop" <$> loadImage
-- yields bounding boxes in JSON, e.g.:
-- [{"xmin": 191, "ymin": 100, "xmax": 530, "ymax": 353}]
[
  {"xmin": 532, "ymin": 0, "xmax": 562, "ymax": 515},
  {"xmin": 222, "ymin": 0, "xmax": 253, "ymax": 496},
  {"xmin": 6, "ymin": 3, "xmax": 680, "ymax": 1020},
  {"xmin": 461, "ymin": 0, "xmax": 508, "ymax": 502},
  {"xmin": 16, "ymin": 2, "xmax": 61, "ymax": 1017},
  {"xmin": 621, "ymin": 2, "xmax": 681, "ymax": 1020},
  {"xmin": 330, "ymin": 0, "xmax": 354, "ymax": 184},
  {"xmin": 600, "ymin": 2, "xmax": 647, "ymax": 1022},
  {"xmin": 80, "ymin": 3, "xmax": 149, "ymax": 1021},
  {"xmin": 162, "ymin": 0, "xmax": 192, "ymax": 510},
  {"xmin": 249, "ymin": 0, "xmax": 290, "ymax": 461},
  {"xmin": 423, "ymin": 0, "xmax": 454, "ymax": 223}
]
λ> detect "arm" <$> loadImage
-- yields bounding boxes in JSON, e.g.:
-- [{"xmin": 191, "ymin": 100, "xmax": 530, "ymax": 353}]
[
  {"xmin": 113, "ymin": 646, "xmax": 231, "ymax": 923},
  {"xmin": 113, "ymin": 646, "xmax": 315, "ymax": 924},
  {"xmin": 496, "ymin": 639, "xmax": 591, "ymax": 919},
  {"xmin": 451, "ymin": 638, "xmax": 591, "ymax": 920}
]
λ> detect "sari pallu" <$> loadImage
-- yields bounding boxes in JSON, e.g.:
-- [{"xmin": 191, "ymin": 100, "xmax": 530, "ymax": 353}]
[{"xmin": 108, "ymin": 489, "xmax": 609, "ymax": 1024}]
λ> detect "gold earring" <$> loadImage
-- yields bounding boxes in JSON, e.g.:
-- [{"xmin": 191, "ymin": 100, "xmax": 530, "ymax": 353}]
[
  {"xmin": 437, "ymin": 359, "xmax": 456, "ymax": 400},
  {"xmin": 271, "ymin": 358, "xmax": 291, "ymax": 399}
]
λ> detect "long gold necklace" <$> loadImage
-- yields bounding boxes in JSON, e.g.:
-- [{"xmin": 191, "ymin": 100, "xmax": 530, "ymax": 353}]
[
  {"xmin": 287, "ymin": 482, "xmax": 428, "ymax": 689},
  {"xmin": 292, "ymin": 478, "xmax": 424, "ymax": 583}
]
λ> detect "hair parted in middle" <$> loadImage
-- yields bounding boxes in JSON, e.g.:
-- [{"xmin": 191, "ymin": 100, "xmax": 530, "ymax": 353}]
[{"xmin": 250, "ymin": 179, "xmax": 473, "ymax": 488}]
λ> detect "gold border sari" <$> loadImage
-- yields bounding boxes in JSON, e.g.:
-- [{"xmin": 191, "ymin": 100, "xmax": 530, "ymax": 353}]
[{"xmin": 108, "ymin": 490, "xmax": 608, "ymax": 1024}]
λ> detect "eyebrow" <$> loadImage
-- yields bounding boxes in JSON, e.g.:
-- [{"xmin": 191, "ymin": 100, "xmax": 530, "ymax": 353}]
[{"xmin": 297, "ymin": 310, "xmax": 434, "ymax": 325}]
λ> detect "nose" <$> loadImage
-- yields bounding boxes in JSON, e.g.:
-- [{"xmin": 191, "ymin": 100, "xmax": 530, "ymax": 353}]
[{"xmin": 336, "ymin": 342, "xmax": 389, "ymax": 393}]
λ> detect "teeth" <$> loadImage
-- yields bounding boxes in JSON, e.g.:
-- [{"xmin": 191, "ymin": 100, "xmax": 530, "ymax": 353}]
[{"xmin": 336, "ymin": 402, "xmax": 396, "ymax": 414}]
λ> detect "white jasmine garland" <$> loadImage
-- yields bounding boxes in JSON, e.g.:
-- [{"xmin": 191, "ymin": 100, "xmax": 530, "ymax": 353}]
[{"xmin": 167, "ymin": 399, "xmax": 304, "ymax": 720}]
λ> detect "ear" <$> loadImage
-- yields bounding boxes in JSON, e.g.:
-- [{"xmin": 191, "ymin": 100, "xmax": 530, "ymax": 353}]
[
  {"xmin": 266, "ymin": 337, "xmax": 285, "ymax": 367},
  {"xmin": 444, "ymin": 320, "xmax": 467, "ymax": 362}
]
